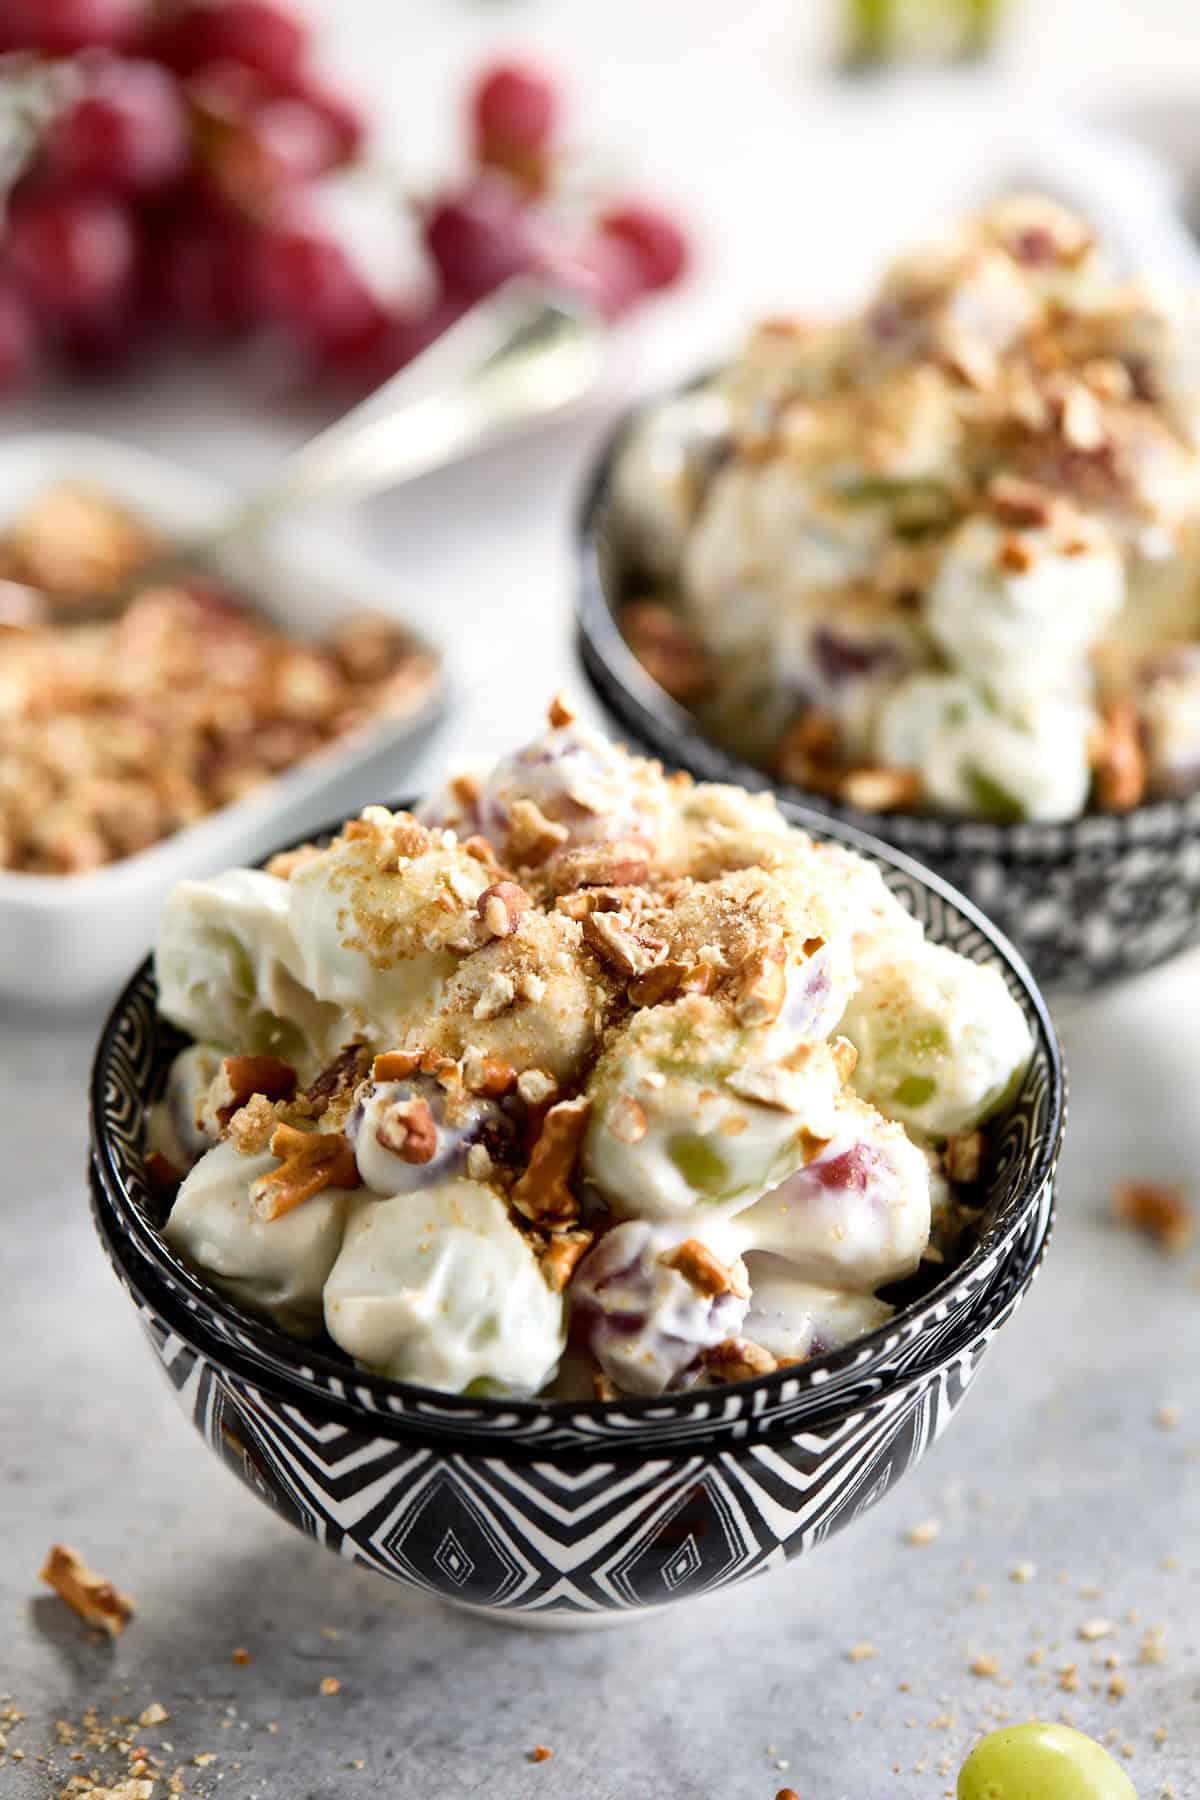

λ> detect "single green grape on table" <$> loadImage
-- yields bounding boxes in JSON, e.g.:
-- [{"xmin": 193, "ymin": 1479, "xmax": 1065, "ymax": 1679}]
[{"xmin": 958, "ymin": 1723, "xmax": 1139, "ymax": 1800}]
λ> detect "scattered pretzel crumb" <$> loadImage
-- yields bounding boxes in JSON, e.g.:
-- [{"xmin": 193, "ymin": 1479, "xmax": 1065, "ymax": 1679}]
[
  {"xmin": 660, "ymin": 1238, "xmax": 750, "ymax": 1300},
  {"xmin": 231, "ymin": 1647, "xmax": 251, "ymax": 1666},
  {"xmin": 1155, "ymin": 1403, "xmax": 1182, "ymax": 1431},
  {"xmin": 40, "ymin": 1545, "xmax": 133, "ymax": 1637},
  {"xmin": 529, "ymin": 1744, "xmax": 554, "ymax": 1764},
  {"xmin": 1079, "ymin": 1618, "xmax": 1114, "ymax": 1641},
  {"xmin": 319, "ymin": 1677, "xmax": 341, "ymax": 1697},
  {"xmin": 847, "ymin": 1642, "xmax": 879, "ymax": 1663},
  {"xmin": 1010, "ymin": 1560, "xmax": 1037, "ymax": 1583},
  {"xmin": 906, "ymin": 1519, "xmax": 942, "ymax": 1547},
  {"xmin": 1114, "ymin": 1180, "xmax": 1193, "ymax": 1252},
  {"xmin": 969, "ymin": 1653, "xmax": 999, "ymax": 1678}
]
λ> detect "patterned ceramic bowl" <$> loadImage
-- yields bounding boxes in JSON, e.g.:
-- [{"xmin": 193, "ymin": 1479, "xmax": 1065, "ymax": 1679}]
[
  {"xmin": 576, "ymin": 395, "xmax": 1200, "ymax": 993},
  {"xmin": 89, "ymin": 813, "xmax": 1064, "ymax": 1627}
]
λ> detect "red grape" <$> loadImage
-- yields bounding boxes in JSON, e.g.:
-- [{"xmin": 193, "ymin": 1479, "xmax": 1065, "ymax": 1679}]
[
  {"xmin": 247, "ymin": 225, "xmax": 380, "ymax": 348},
  {"xmin": 599, "ymin": 204, "xmax": 689, "ymax": 293},
  {"xmin": 152, "ymin": 212, "xmax": 256, "ymax": 336},
  {"xmin": 0, "ymin": 281, "xmax": 37, "ymax": 394},
  {"xmin": 283, "ymin": 73, "xmax": 365, "ymax": 165},
  {"xmin": 188, "ymin": 60, "xmax": 350, "ymax": 206},
  {"xmin": 472, "ymin": 61, "xmax": 559, "ymax": 154},
  {"xmin": 424, "ymin": 175, "xmax": 542, "ymax": 301},
  {"xmin": 147, "ymin": 0, "xmax": 309, "ymax": 81},
  {"xmin": 6, "ymin": 189, "xmax": 138, "ymax": 323},
  {"xmin": 43, "ymin": 58, "xmax": 189, "ymax": 193},
  {"xmin": 0, "ymin": 0, "xmax": 145, "ymax": 54}
]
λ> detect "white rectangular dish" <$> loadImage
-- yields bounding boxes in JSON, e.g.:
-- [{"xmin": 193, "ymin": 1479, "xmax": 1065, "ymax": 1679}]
[{"xmin": 0, "ymin": 432, "xmax": 446, "ymax": 1013}]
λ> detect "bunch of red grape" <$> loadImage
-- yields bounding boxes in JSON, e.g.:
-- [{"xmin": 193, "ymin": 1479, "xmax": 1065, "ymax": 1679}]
[{"xmin": 0, "ymin": 1, "xmax": 690, "ymax": 397}]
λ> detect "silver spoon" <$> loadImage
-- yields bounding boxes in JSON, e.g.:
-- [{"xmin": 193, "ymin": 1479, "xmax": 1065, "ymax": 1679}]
[{"xmin": 6, "ymin": 278, "xmax": 606, "ymax": 627}]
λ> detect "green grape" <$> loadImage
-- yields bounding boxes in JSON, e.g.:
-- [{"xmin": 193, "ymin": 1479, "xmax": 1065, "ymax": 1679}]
[
  {"xmin": 965, "ymin": 765, "xmax": 1025, "ymax": 824},
  {"xmin": 958, "ymin": 1723, "xmax": 1139, "ymax": 1800},
  {"xmin": 667, "ymin": 1134, "xmax": 733, "ymax": 1198}
]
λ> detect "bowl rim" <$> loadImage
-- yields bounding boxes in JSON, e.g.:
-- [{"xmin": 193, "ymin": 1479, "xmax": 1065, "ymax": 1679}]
[
  {"xmin": 574, "ymin": 382, "xmax": 1200, "ymax": 855},
  {"xmin": 90, "ymin": 791, "xmax": 1065, "ymax": 1435},
  {"xmin": 89, "ymin": 1150, "xmax": 1057, "ymax": 1461}
]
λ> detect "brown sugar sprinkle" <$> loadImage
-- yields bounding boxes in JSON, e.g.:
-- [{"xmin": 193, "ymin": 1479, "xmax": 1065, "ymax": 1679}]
[
  {"xmin": 40, "ymin": 1545, "xmax": 134, "ymax": 1637},
  {"xmin": 1114, "ymin": 1179, "xmax": 1194, "ymax": 1253},
  {"xmin": 621, "ymin": 600, "xmax": 715, "ymax": 703},
  {"xmin": 529, "ymin": 1744, "xmax": 554, "ymax": 1764},
  {"xmin": 250, "ymin": 1123, "xmax": 361, "ymax": 1221}
]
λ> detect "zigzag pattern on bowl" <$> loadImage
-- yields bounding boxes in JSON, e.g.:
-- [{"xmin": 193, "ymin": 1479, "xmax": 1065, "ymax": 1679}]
[{"xmin": 94, "ymin": 1166, "xmax": 1051, "ymax": 1616}]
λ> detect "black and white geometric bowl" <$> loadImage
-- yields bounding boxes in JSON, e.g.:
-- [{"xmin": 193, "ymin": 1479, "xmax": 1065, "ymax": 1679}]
[
  {"xmin": 576, "ymin": 395, "xmax": 1200, "ymax": 994},
  {"xmin": 89, "ymin": 811, "xmax": 1064, "ymax": 1627}
]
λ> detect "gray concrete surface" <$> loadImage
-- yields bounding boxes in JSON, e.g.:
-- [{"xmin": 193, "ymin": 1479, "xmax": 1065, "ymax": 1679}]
[{"xmin": 2, "ymin": 954, "xmax": 1198, "ymax": 1800}]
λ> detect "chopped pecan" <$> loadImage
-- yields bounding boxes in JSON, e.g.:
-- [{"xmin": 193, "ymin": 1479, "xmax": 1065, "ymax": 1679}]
[
  {"xmin": 511, "ymin": 1095, "xmax": 591, "ymax": 1226},
  {"xmin": 622, "ymin": 600, "xmax": 715, "ymax": 703},
  {"xmin": 372, "ymin": 1050, "xmax": 421, "ymax": 1082},
  {"xmin": 581, "ymin": 909, "xmax": 667, "ymax": 979},
  {"xmin": 660, "ymin": 1239, "xmax": 750, "ymax": 1300},
  {"xmin": 945, "ymin": 1128, "xmax": 985, "ymax": 1185},
  {"xmin": 555, "ymin": 886, "xmax": 625, "ymax": 920},
  {"xmin": 1114, "ymin": 1179, "xmax": 1193, "ymax": 1253},
  {"xmin": 1091, "ymin": 698, "xmax": 1146, "ymax": 813},
  {"xmin": 462, "ymin": 832, "xmax": 502, "ymax": 867},
  {"xmin": 298, "ymin": 1043, "xmax": 371, "ymax": 1115},
  {"xmin": 549, "ymin": 841, "xmax": 651, "ymax": 892},
  {"xmin": 506, "ymin": 798, "xmax": 569, "ymax": 865},
  {"xmin": 41, "ymin": 1544, "xmax": 134, "ymax": 1637},
  {"xmin": 540, "ymin": 1228, "xmax": 595, "ymax": 1292},
  {"xmin": 733, "ymin": 946, "xmax": 787, "ymax": 1026},
  {"xmin": 477, "ymin": 880, "xmax": 530, "ymax": 939},
  {"xmin": 251, "ymin": 1123, "xmax": 361, "ymax": 1220},
  {"xmin": 838, "ymin": 766, "xmax": 921, "ymax": 813},
  {"xmin": 547, "ymin": 692, "xmax": 576, "ymax": 728},
  {"xmin": 985, "ymin": 473, "xmax": 1058, "ymax": 528},
  {"xmin": 375, "ymin": 1096, "xmax": 438, "ymax": 1164},
  {"xmin": 705, "ymin": 1338, "xmax": 778, "ymax": 1383},
  {"xmin": 209, "ymin": 1054, "xmax": 296, "ymax": 1128}
]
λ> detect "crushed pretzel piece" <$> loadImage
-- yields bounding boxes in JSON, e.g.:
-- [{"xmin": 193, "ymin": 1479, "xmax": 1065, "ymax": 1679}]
[
  {"xmin": 506, "ymin": 798, "xmax": 569, "ymax": 865},
  {"xmin": 592, "ymin": 1370, "xmax": 619, "ymax": 1402},
  {"xmin": 462, "ymin": 1049, "xmax": 518, "ymax": 1097},
  {"xmin": 511, "ymin": 1095, "xmax": 591, "ymax": 1226},
  {"xmin": 372, "ymin": 1050, "xmax": 421, "ymax": 1082},
  {"xmin": 945, "ymin": 1129, "xmax": 985, "ymax": 1185},
  {"xmin": 375, "ymin": 1096, "xmax": 438, "ymax": 1164},
  {"xmin": 40, "ymin": 1545, "xmax": 134, "ymax": 1637},
  {"xmin": 264, "ymin": 844, "xmax": 323, "ymax": 881},
  {"xmin": 1114, "ymin": 1179, "xmax": 1194, "ymax": 1253},
  {"xmin": 540, "ymin": 1229, "xmax": 595, "ymax": 1292},
  {"xmin": 661, "ymin": 1239, "xmax": 750, "ymax": 1300},
  {"xmin": 251, "ymin": 1124, "xmax": 361, "ymax": 1220},
  {"xmin": 547, "ymin": 693, "xmax": 575, "ymax": 728},
  {"xmin": 705, "ymin": 1338, "xmax": 778, "ymax": 1383},
  {"xmin": 209, "ymin": 1054, "xmax": 296, "ymax": 1128},
  {"xmin": 1091, "ymin": 699, "xmax": 1146, "ymax": 813},
  {"xmin": 529, "ymin": 1745, "xmax": 554, "ymax": 1764},
  {"xmin": 831, "ymin": 1036, "xmax": 858, "ymax": 1082},
  {"xmin": 622, "ymin": 600, "xmax": 715, "ymax": 702},
  {"xmin": 477, "ymin": 881, "xmax": 530, "ymax": 940}
]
